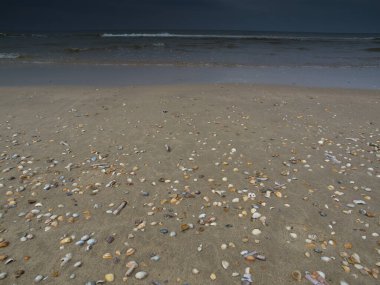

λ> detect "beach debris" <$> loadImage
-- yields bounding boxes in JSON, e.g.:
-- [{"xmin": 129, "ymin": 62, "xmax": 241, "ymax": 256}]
[
  {"xmin": 135, "ymin": 271, "xmax": 148, "ymax": 280},
  {"xmin": 105, "ymin": 273, "xmax": 114, "ymax": 282},
  {"xmin": 164, "ymin": 144, "xmax": 171, "ymax": 152},
  {"xmin": 222, "ymin": 260, "xmax": 230, "ymax": 269},
  {"xmin": 125, "ymin": 261, "xmax": 138, "ymax": 276},
  {"xmin": 60, "ymin": 253, "xmax": 72, "ymax": 267},
  {"xmin": 241, "ymin": 267, "xmax": 253, "ymax": 284},
  {"xmin": 292, "ymin": 270, "xmax": 302, "ymax": 281},
  {"xmin": 112, "ymin": 201, "xmax": 127, "ymax": 215},
  {"xmin": 34, "ymin": 274, "xmax": 44, "ymax": 282},
  {"xmin": 305, "ymin": 271, "xmax": 330, "ymax": 285}
]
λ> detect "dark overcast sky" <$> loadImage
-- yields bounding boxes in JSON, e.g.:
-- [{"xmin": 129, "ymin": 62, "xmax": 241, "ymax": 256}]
[{"xmin": 0, "ymin": 0, "xmax": 379, "ymax": 33}]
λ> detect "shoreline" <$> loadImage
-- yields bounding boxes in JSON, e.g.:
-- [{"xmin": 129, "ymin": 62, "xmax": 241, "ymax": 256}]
[{"xmin": 1, "ymin": 63, "xmax": 379, "ymax": 90}]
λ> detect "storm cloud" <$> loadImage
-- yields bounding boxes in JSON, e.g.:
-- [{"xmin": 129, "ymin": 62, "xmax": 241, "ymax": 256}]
[{"xmin": 0, "ymin": 0, "xmax": 379, "ymax": 33}]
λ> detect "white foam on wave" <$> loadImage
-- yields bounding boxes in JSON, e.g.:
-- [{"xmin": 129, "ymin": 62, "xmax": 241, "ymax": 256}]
[
  {"xmin": 100, "ymin": 33, "xmax": 376, "ymax": 41},
  {"xmin": 0, "ymin": 53, "xmax": 20, "ymax": 59}
]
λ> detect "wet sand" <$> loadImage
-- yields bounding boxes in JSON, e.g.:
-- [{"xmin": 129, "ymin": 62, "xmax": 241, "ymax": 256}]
[{"xmin": 0, "ymin": 84, "xmax": 379, "ymax": 285}]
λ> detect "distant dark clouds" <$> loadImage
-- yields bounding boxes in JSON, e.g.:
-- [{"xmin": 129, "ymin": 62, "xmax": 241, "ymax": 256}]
[{"xmin": 0, "ymin": 0, "xmax": 379, "ymax": 33}]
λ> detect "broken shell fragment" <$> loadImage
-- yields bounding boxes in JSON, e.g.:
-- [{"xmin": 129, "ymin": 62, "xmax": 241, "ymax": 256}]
[
  {"xmin": 291, "ymin": 270, "xmax": 302, "ymax": 281},
  {"xmin": 135, "ymin": 271, "xmax": 148, "ymax": 280}
]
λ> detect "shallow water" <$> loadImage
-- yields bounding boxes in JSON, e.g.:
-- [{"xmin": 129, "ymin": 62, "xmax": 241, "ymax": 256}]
[{"xmin": 1, "ymin": 31, "xmax": 380, "ymax": 89}]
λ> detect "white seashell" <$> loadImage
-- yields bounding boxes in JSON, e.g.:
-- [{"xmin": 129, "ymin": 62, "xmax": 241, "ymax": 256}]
[
  {"xmin": 221, "ymin": 244, "xmax": 227, "ymax": 250},
  {"xmin": 125, "ymin": 261, "xmax": 138, "ymax": 276},
  {"xmin": 222, "ymin": 260, "xmax": 229, "ymax": 269},
  {"xmin": 80, "ymin": 235, "xmax": 90, "ymax": 241},
  {"xmin": 192, "ymin": 268, "xmax": 199, "ymax": 274},
  {"xmin": 135, "ymin": 271, "xmax": 148, "ymax": 280},
  {"xmin": 340, "ymin": 281, "xmax": 349, "ymax": 285},
  {"xmin": 74, "ymin": 261, "xmax": 82, "ymax": 267},
  {"xmin": 290, "ymin": 233, "xmax": 297, "ymax": 239},
  {"xmin": 232, "ymin": 272, "xmax": 239, "ymax": 277},
  {"xmin": 34, "ymin": 275, "xmax": 43, "ymax": 282},
  {"xmin": 350, "ymin": 253, "xmax": 361, "ymax": 264},
  {"xmin": 321, "ymin": 256, "xmax": 331, "ymax": 262},
  {"xmin": 317, "ymin": 271, "xmax": 325, "ymax": 279},
  {"xmin": 0, "ymin": 272, "xmax": 7, "ymax": 280},
  {"xmin": 60, "ymin": 253, "xmax": 72, "ymax": 267},
  {"xmin": 252, "ymin": 229, "xmax": 261, "ymax": 236},
  {"xmin": 353, "ymin": 200, "xmax": 366, "ymax": 205},
  {"xmin": 86, "ymin": 238, "xmax": 97, "ymax": 245},
  {"xmin": 252, "ymin": 212, "xmax": 261, "ymax": 219}
]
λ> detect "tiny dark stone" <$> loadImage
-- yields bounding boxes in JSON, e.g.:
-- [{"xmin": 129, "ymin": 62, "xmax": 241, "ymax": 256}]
[
  {"xmin": 105, "ymin": 236, "xmax": 114, "ymax": 244},
  {"xmin": 160, "ymin": 228, "xmax": 169, "ymax": 234}
]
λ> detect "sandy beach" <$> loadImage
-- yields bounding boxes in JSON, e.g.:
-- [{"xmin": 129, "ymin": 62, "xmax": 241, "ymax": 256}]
[{"xmin": 0, "ymin": 84, "xmax": 379, "ymax": 285}]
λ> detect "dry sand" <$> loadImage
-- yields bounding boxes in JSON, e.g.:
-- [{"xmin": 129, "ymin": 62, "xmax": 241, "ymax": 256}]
[{"xmin": 0, "ymin": 84, "xmax": 379, "ymax": 285}]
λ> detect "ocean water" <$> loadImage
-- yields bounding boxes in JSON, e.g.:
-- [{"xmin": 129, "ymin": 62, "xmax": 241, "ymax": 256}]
[{"xmin": 1, "ymin": 30, "xmax": 380, "ymax": 88}]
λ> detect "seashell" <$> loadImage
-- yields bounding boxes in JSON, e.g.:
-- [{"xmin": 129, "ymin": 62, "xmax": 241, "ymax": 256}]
[
  {"xmin": 342, "ymin": 265, "xmax": 350, "ymax": 273},
  {"xmin": 60, "ymin": 253, "xmax": 72, "ymax": 267},
  {"xmin": 290, "ymin": 233, "xmax": 297, "ymax": 239},
  {"xmin": 291, "ymin": 270, "xmax": 302, "ymax": 281},
  {"xmin": 221, "ymin": 244, "xmax": 227, "ymax": 250},
  {"xmin": 321, "ymin": 256, "xmax": 331, "ymax": 262},
  {"xmin": 251, "ymin": 229, "xmax": 261, "ymax": 236},
  {"xmin": 0, "ymin": 272, "xmax": 7, "ymax": 280},
  {"xmin": 135, "ymin": 271, "xmax": 148, "ymax": 280},
  {"xmin": 125, "ymin": 261, "xmax": 138, "ymax": 276},
  {"xmin": 344, "ymin": 242, "xmax": 352, "ymax": 249},
  {"xmin": 222, "ymin": 260, "xmax": 229, "ymax": 269},
  {"xmin": 4, "ymin": 258, "xmax": 14, "ymax": 265},
  {"xmin": 0, "ymin": 241, "xmax": 9, "ymax": 248},
  {"xmin": 210, "ymin": 273, "xmax": 216, "ymax": 280},
  {"xmin": 34, "ymin": 274, "xmax": 44, "ymax": 282},
  {"xmin": 102, "ymin": 253, "xmax": 112, "ymax": 259},
  {"xmin": 15, "ymin": 269, "xmax": 25, "ymax": 278},
  {"xmin": 105, "ymin": 273, "xmax": 114, "ymax": 282},
  {"xmin": 86, "ymin": 238, "xmax": 97, "ymax": 246},
  {"xmin": 350, "ymin": 253, "xmax": 361, "ymax": 264},
  {"xmin": 74, "ymin": 261, "xmax": 82, "ymax": 267},
  {"xmin": 245, "ymin": 255, "xmax": 256, "ymax": 261},
  {"xmin": 252, "ymin": 212, "xmax": 261, "ymax": 219},
  {"xmin": 150, "ymin": 255, "xmax": 160, "ymax": 261},
  {"xmin": 340, "ymin": 281, "xmax": 349, "ymax": 285},
  {"xmin": 81, "ymin": 235, "xmax": 90, "ymax": 241},
  {"xmin": 126, "ymin": 248, "xmax": 135, "ymax": 256},
  {"xmin": 60, "ymin": 237, "xmax": 72, "ymax": 245},
  {"xmin": 180, "ymin": 224, "xmax": 190, "ymax": 232},
  {"xmin": 192, "ymin": 268, "xmax": 199, "ymax": 274},
  {"xmin": 75, "ymin": 240, "xmax": 85, "ymax": 246}
]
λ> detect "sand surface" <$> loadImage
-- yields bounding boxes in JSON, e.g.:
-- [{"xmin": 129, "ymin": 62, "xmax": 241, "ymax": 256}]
[{"xmin": 0, "ymin": 84, "xmax": 379, "ymax": 285}]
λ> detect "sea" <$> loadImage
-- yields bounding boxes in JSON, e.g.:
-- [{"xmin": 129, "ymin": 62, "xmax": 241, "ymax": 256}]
[{"xmin": 1, "ymin": 30, "xmax": 380, "ymax": 88}]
